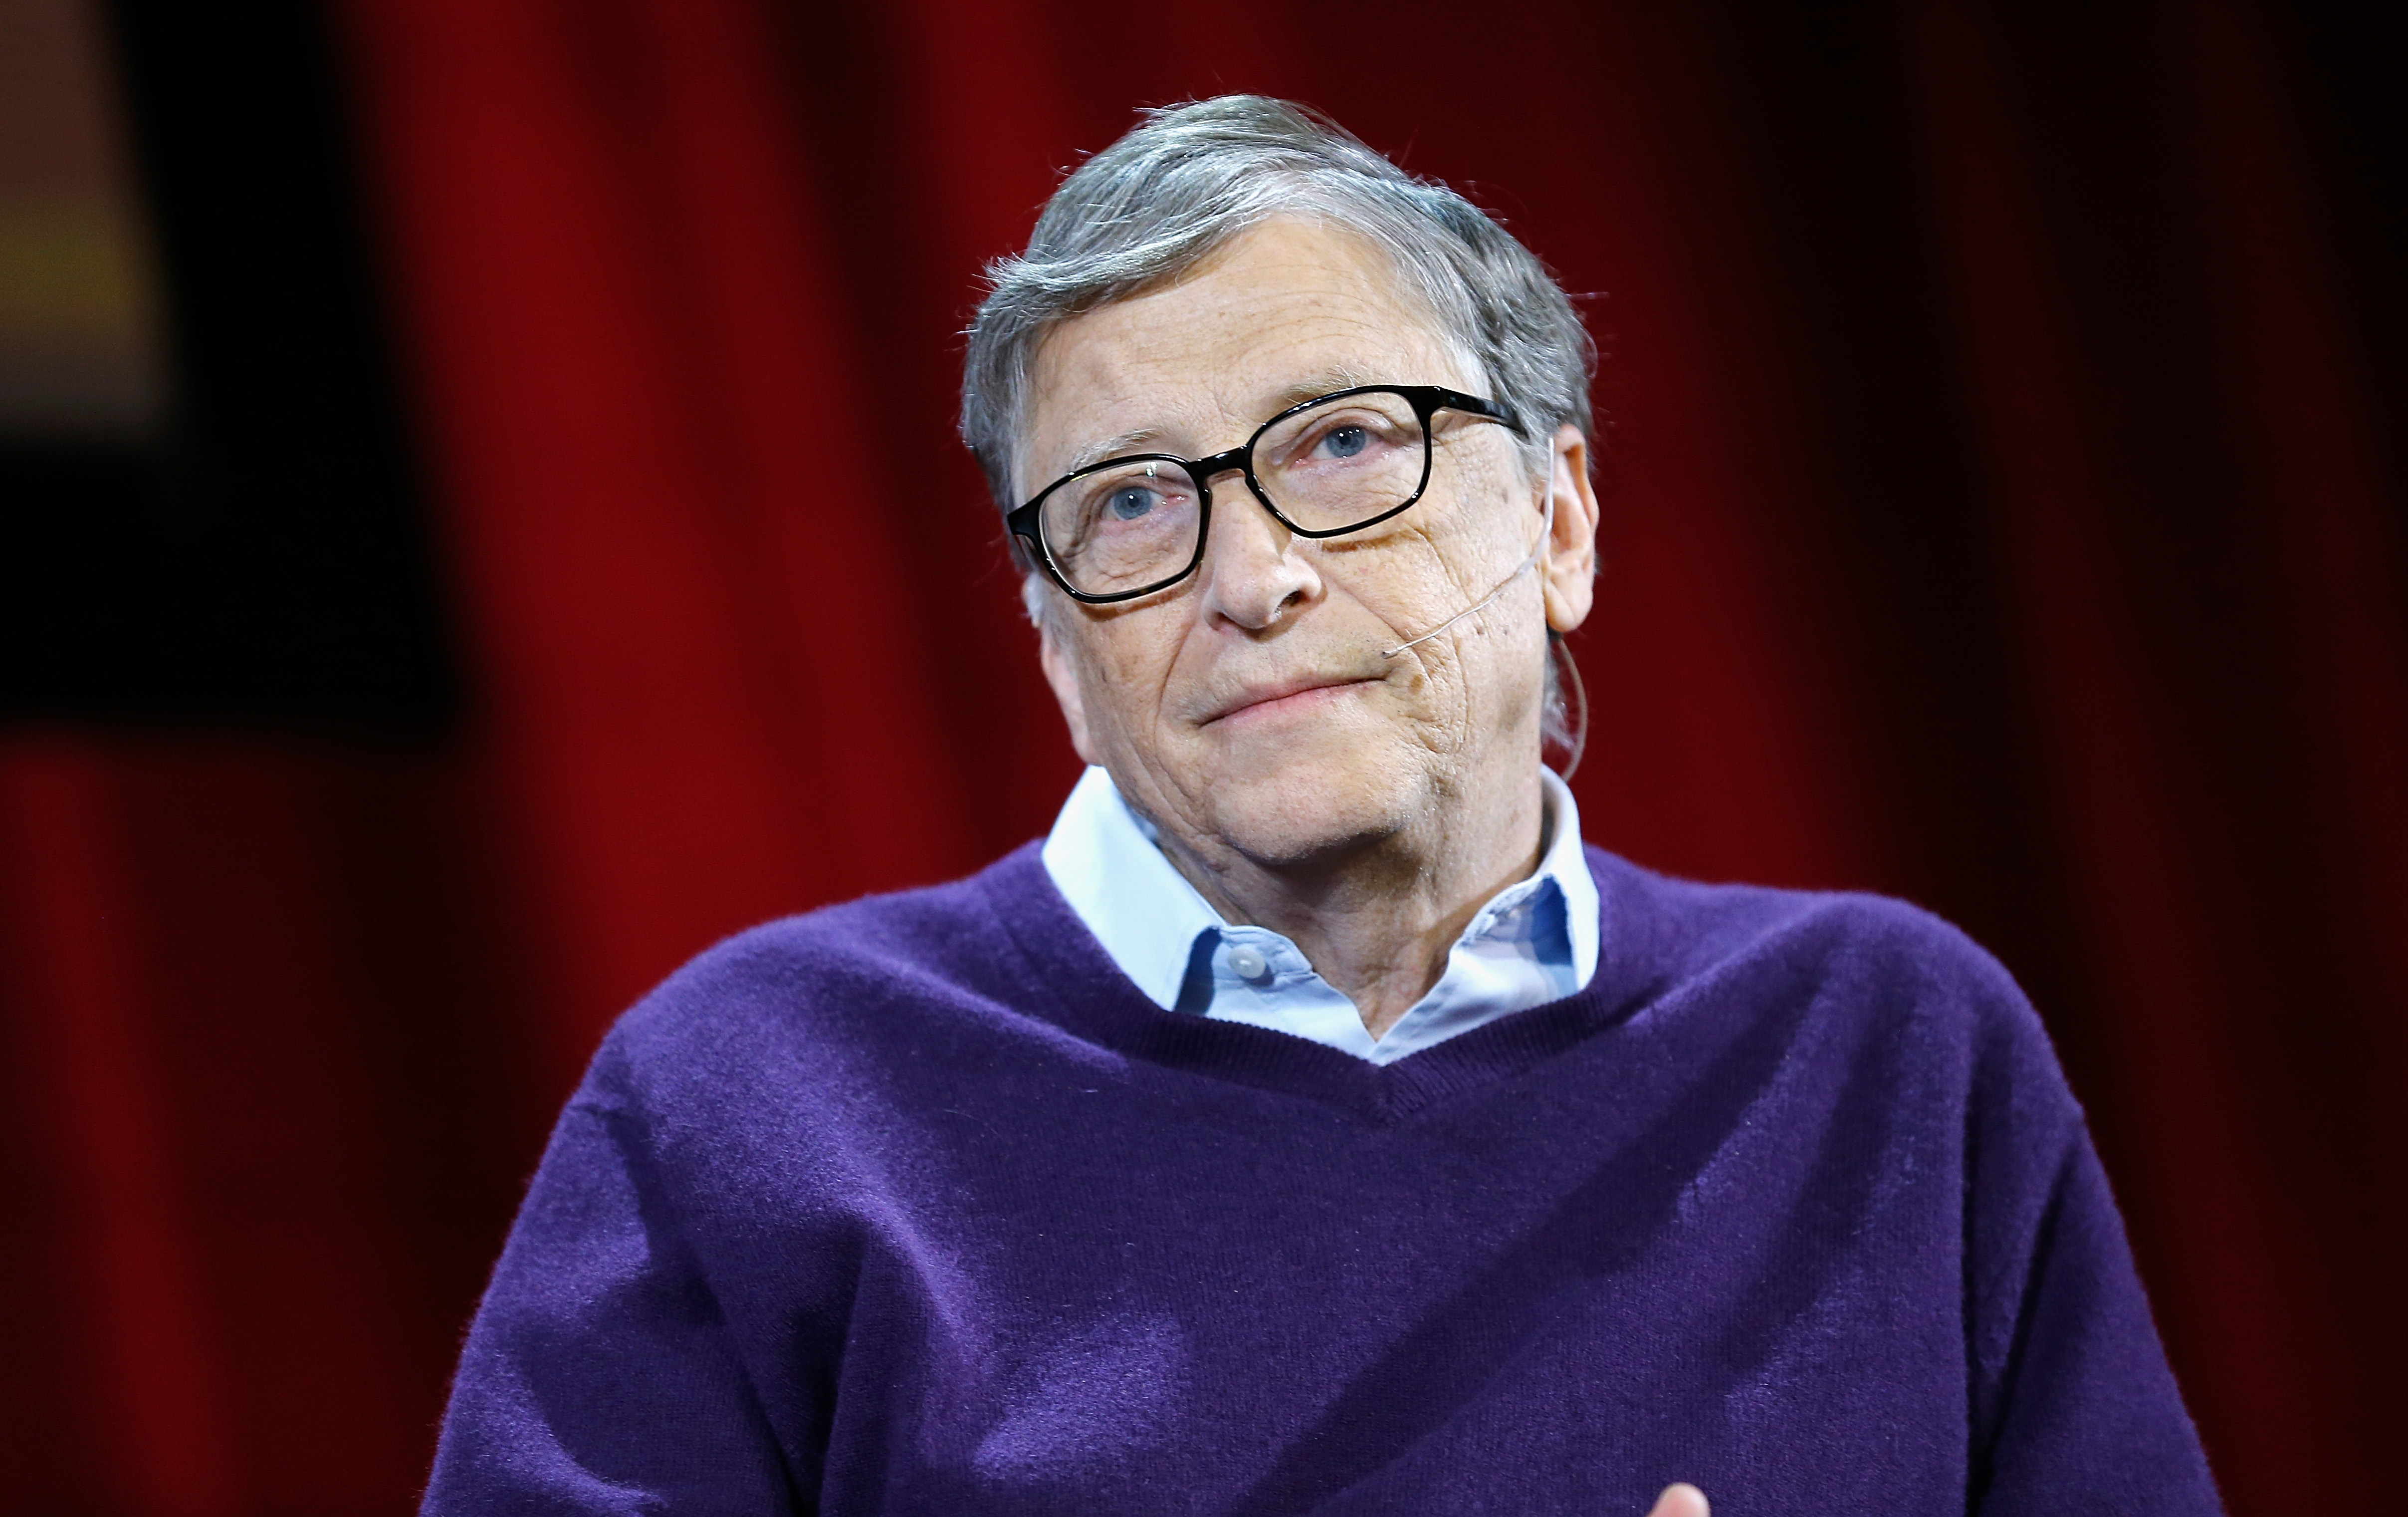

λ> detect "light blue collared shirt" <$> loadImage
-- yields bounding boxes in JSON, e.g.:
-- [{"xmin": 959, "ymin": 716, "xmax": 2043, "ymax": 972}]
[{"xmin": 1041, "ymin": 765, "xmax": 1600, "ymax": 1065}]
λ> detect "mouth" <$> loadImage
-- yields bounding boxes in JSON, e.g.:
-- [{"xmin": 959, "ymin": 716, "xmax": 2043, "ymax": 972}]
[{"xmin": 1199, "ymin": 672, "xmax": 1382, "ymax": 728}]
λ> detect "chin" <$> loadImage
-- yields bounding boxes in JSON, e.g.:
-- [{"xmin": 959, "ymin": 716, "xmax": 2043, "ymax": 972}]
[{"xmin": 1194, "ymin": 720, "xmax": 1430, "ymax": 869}]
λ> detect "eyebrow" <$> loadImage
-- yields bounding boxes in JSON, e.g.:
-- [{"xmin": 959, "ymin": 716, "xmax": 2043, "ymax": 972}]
[
  {"xmin": 1066, "ymin": 428, "xmax": 1163, "ymax": 475},
  {"xmin": 1263, "ymin": 364, "xmax": 1377, "ymax": 414},
  {"xmin": 1060, "ymin": 365, "xmax": 1383, "ymax": 476}
]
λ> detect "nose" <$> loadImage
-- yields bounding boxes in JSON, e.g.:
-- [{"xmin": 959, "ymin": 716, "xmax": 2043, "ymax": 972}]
[{"xmin": 1197, "ymin": 470, "xmax": 1321, "ymax": 631}]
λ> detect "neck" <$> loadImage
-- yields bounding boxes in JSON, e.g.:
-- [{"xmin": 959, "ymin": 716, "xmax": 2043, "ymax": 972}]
[{"xmin": 1154, "ymin": 764, "xmax": 1548, "ymax": 1039}]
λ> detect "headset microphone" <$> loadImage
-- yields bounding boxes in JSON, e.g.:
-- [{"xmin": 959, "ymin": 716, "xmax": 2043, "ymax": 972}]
[{"xmin": 1378, "ymin": 496, "xmax": 1553, "ymax": 661}]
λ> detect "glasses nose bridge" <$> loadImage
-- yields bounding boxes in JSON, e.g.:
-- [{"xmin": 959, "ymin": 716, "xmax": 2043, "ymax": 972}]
[
  {"xmin": 1192, "ymin": 442, "xmax": 1301, "ymax": 582},
  {"xmin": 1192, "ymin": 441, "xmax": 1290, "ymax": 536},
  {"xmin": 1188, "ymin": 441, "xmax": 1254, "ymax": 489}
]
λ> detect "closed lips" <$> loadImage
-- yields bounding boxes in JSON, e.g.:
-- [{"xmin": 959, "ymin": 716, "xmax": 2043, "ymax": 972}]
[{"xmin": 1200, "ymin": 673, "xmax": 1379, "ymax": 726}]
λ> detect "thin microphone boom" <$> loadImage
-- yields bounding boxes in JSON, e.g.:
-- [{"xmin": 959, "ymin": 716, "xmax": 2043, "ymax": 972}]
[
  {"xmin": 1378, "ymin": 498, "xmax": 1553, "ymax": 661},
  {"xmin": 1377, "ymin": 557, "xmax": 1534, "ymax": 659}
]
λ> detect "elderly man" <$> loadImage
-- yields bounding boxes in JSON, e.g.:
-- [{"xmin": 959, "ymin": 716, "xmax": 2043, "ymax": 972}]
[{"xmin": 423, "ymin": 98, "xmax": 2219, "ymax": 1516}]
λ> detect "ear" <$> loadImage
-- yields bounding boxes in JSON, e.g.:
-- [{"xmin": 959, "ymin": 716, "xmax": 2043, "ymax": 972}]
[
  {"xmin": 1537, "ymin": 423, "xmax": 1600, "ymax": 635},
  {"xmin": 1032, "ymin": 589, "xmax": 1100, "ymax": 765}
]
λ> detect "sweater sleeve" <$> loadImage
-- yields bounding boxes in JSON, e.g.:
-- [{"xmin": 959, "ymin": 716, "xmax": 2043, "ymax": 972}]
[
  {"xmin": 420, "ymin": 1083, "xmax": 801, "ymax": 1516},
  {"xmin": 1962, "ymin": 994, "xmax": 2222, "ymax": 1515}
]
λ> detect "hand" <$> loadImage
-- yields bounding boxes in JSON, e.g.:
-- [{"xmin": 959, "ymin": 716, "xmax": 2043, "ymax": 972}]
[{"xmin": 1645, "ymin": 1483, "xmax": 1710, "ymax": 1517}]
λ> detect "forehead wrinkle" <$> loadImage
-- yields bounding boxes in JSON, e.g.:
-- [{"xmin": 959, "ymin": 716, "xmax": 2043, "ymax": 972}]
[{"xmin": 1064, "ymin": 361, "xmax": 1395, "ymax": 476}]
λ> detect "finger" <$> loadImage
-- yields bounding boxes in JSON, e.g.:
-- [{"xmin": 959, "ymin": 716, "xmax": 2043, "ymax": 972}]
[{"xmin": 1645, "ymin": 1482, "xmax": 1710, "ymax": 1517}]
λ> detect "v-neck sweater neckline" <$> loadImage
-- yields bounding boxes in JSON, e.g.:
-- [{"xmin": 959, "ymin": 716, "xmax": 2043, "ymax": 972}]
[{"xmin": 973, "ymin": 840, "xmax": 1647, "ymax": 1124}]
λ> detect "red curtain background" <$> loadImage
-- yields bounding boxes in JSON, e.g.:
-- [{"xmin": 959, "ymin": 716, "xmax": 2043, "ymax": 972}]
[{"xmin": 2, "ymin": 1, "xmax": 2400, "ymax": 1512}]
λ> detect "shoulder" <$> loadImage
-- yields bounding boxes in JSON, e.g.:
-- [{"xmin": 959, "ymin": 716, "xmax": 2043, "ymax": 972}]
[
  {"xmin": 1584, "ymin": 846, "xmax": 2090, "ymax": 1201},
  {"xmin": 585, "ymin": 844, "xmax": 1055, "ymax": 1105},
  {"xmin": 1583, "ymin": 844, "xmax": 2059, "ymax": 1092},
  {"xmin": 1589, "ymin": 844, "xmax": 2018, "ymax": 994}
]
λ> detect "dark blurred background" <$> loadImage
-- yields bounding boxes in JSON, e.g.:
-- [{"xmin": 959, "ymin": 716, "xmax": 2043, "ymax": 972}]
[{"xmin": 0, "ymin": 0, "xmax": 2399, "ymax": 1512}]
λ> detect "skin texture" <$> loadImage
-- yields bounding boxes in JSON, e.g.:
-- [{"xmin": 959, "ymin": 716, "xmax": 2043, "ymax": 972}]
[{"xmin": 1024, "ymin": 217, "xmax": 1601, "ymax": 1038}]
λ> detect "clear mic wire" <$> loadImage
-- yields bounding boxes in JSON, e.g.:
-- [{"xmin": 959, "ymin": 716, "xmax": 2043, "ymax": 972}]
[
  {"xmin": 1550, "ymin": 632, "xmax": 1589, "ymax": 783},
  {"xmin": 1378, "ymin": 496, "xmax": 1553, "ymax": 661},
  {"xmin": 1376, "ymin": 564, "xmax": 1531, "ymax": 659}
]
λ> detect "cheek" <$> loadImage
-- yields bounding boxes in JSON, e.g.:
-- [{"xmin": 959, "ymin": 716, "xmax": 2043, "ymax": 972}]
[
  {"xmin": 1345, "ymin": 507, "xmax": 1518, "ymax": 640},
  {"xmin": 1075, "ymin": 619, "xmax": 1181, "ymax": 737},
  {"xmin": 1419, "ymin": 649, "xmax": 1488, "ymax": 742},
  {"xmin": 1359, "ymin": 546, "xmax": 1546, "ymax": 741}
]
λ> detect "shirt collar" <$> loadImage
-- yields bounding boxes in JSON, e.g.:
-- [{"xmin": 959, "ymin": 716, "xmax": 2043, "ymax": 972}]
[{"xmin": 1042, "ymin": 764, "xmax": 1598, "ymax": 1012}]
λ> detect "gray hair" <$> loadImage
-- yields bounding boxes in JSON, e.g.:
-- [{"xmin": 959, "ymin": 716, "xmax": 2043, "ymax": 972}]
[{"xmin": 959, "ymin": 95, "xmax": 1594, "ymax": 507}]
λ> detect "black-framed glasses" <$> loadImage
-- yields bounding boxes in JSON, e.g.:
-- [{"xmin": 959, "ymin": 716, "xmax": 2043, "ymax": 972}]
[{"xmin": 1007, "ymin": 384, "xmax": 1521, "ymax": 604}]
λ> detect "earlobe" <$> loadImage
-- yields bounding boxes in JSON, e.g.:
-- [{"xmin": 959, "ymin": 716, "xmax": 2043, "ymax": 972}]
[{"xmin": 1034, "ymin": 608, "xmax": 1099, "ymax": 765}]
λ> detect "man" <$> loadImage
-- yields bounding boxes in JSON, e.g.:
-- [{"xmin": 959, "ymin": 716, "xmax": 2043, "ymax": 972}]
[{"xmin": 423, "ymin": 98, "xmax": 2219, "ymax": 1516}]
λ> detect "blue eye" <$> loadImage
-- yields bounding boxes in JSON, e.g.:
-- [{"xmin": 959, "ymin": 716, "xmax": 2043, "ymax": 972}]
[
  {"xmin": 1320, "ymin": 425, "xmax": 1370, "ymax": 460},
  {"xmin": 1108, "ymin": 487, "xmax": 1156, "ymax": 520}
]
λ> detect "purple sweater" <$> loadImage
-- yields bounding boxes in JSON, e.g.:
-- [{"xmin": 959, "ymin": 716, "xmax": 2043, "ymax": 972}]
[{"xmin": 423, "ymin": 844, "xmax": 2219, "ymax": 1515}]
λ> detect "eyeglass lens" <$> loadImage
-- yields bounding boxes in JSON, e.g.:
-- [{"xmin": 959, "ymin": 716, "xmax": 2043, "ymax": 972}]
[{"xmin": 1038, "ymin": 390, "xmax": 1432, "ymax": 598}]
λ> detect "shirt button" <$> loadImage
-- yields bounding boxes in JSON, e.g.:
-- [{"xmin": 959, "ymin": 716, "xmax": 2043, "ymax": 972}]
[{"xmin": 1227, "ymin": 945, "xmax": 1270, "ymax": 982}]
